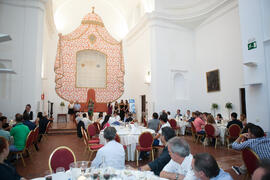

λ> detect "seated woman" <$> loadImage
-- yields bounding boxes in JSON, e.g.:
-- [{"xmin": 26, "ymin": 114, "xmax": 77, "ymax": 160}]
[
  {"xmin": 207, "ymin": 115, "xmax": 220, "ymax": 136},
  {"xmin": 101, "ymin": 115, "xmax": 110, "ymax": 130},
  {"xmin": 216, "ymin": 113, "xmax": 223, "ymax": 124},
  {"xmin": 0, "ymin": 137, "xmax": 22, "ymax": 180}
]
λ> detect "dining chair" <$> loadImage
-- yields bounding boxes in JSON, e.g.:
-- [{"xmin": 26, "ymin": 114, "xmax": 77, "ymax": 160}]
[
  {"xmin": 226, "ymin": 124, "xmax": 241, "ymax": 149},
  {"xmin": 136, "ymin": 132, "xmax": 154, "ymax": 166},
  {"xmin": 204, "ymin": 124, "xmax": 220, "ymax": 149},
  {"xmin": 48, "ymin": 146, "xmax": 76, "ymax": 173},
  {"xmin": 242, "ymin": 148, "xmax": 260, "ymax": 179}
]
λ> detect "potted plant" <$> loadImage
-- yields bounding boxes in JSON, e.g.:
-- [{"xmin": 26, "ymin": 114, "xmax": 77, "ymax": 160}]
[
  {"xmin": 60, "ymin": 101, "xmax": 65, "ymax": 113},
  {"xmin": 225, "ymin": 102, "xmax": 233, "ymax": 120},
  {"xmin": 211, "ymin": 103, "xmax": 218, "ymax": 117}
]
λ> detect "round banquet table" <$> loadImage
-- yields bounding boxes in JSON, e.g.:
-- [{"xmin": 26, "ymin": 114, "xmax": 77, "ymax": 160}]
[{"xmin": 99, "ymin": 125, "xmax": 155, "ymax": 161}]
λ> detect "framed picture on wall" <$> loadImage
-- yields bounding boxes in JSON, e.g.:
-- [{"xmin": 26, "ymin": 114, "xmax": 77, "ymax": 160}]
[{"xmin": 206, "ymin": 69, "xmax": 220, "ymax": 92}]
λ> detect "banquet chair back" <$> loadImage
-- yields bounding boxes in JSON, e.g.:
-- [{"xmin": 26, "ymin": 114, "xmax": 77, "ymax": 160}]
[
  {"xmin": 169, "ymin": 119, "xmax": 177, "ymax": 129},
  {"xmin": 228, "ymin": 124, "xmax": 241, "ymax": 138},
  {"xmin": 242, "ymin": 148, "xmax": 260, "ymax": 177},
  {"xmin": 138, "ymin": 132, "xmax": 154, "ymax": 148},
  {"xmin": 93, "ymin": 122, "xmax": 101, "ymax": 134},
  {"xmin": 33, "ymin": 127, "xmax": 39, "ymax": 150},
  {"xmin": 191, "ymin": 122, "xmax": 197, "ymax": 141},
  {"xmin": 142, "ymin": 118, "xmax": 147, "ymax": 127},
  {"xmin": 87, "ymin": 124, "xmax": 96, "ymax": 138},
  {"xmin": 115, "ymin": 134, "xmax": 121, "ymax": 143},
  {"xmin": 49, "ymin": 146, "xmax": 76, "ymax": 173},
  {"xmin": 205, "ymin": 124, "xmax": 215, "ymax": 137}
]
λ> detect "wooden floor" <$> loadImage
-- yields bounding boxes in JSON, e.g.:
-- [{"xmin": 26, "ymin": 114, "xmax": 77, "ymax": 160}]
[{"xmin": 15, "ymin": 122, "xmax": 246, "ymax": 179}]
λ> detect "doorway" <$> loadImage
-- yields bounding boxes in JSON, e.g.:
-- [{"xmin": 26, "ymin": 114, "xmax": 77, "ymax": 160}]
[{"xmin": 240, "ymin": 88, "xmax": 246, "ymax": 115}]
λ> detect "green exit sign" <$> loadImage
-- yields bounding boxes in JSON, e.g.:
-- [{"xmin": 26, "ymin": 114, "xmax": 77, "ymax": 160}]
[{"xmin": 248, "ymin": 41, "xmax": 257, "ymax": 50}]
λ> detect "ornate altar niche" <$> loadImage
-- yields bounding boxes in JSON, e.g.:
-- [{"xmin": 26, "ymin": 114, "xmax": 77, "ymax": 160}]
[{"xmin": 54, "ymin": 8, "xmax": 125, "ymax": 112}]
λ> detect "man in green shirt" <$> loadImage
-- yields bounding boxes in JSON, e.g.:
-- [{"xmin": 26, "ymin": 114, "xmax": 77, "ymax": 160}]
[{"xmin": 10, "ymin": 114, "xmax": 30, "ymax": 151}]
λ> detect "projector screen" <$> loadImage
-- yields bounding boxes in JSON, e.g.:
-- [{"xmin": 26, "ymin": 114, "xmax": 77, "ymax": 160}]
[{"xmin": 76, "ymin": 50, "xmax": 107, "ymax": 88}]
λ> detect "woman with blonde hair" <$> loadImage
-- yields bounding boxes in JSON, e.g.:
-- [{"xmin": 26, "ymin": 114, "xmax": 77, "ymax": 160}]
[{"xmin": 207, "ymin": 114, "xmax": 220, "ymax": 136}]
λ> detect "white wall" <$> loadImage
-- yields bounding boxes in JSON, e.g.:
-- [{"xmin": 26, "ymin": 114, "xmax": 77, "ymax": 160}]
[
  {"xmin": 192, "ymin": 5, "xmax": 244, "ymax": 119},
  {"xmin": 0, "ymin": 0, "xmax": 45, "ymax": 119},
  {"xmin": 238, "ymin": 0, "xmax": 270, "ymax": 133},
  {"xmin": 122, "ymin": 16, "xmax": 152, "ymax": 121}
]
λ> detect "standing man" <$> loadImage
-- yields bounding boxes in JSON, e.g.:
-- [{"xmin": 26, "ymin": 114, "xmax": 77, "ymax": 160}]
[
  {"xmin": 73, "ymin": 101, "xmax": 81, "ymax": 116},
  {"xmin": 23, "ymin": 104, "xmax": 34, "ymax": 123}
]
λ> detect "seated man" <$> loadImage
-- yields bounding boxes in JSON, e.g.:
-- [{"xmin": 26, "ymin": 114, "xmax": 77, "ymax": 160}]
[
  {"xmin": 252, "ymin": 159, "xmax": 270, "ymax": 180},
  {"xmin": 153, "ymin": 113, "xmax": 171, "ymax": 146},
  {"xmin": 108, "ymin": 111, "xmax": 120, "ymax": 125},
  {"xmin": 192, "ymin": 153, "xmax": 233, "ymax": 180},
  {"xmin": 0, "ymin": 117, "xmax": 10, "ymax": 141},
  {"xmin": 160, "ymin": 137, "xmax": 196, "ymax": 180},
  {"xmin": 232, "ymin": 125, "xmax": 270, "ymax": 159},
  {"xmin": 226, "ymin": 112, "xmax": 243, "ymax": 129},
  {"xmin": 147, "ymin": 112, "xmax": 159, "ymax": 132},
  {"xmin": 82, "ymin": 113, "xmax": 91, "ymax": 128},
  {"xmin": 10, "ymin": 114, "xmax": 30, "ymax": 152},
  {"xmin": 91, "ymin": 127, "xmax": 125, "ymax": 169},
  {"xmin": 0, "ymin": 116, "xmax": 11, "ymax": 131},
  {"xmin": 139, "ymin": 127, "xmax": 176, "ymax": 175},
  {"xmin": 124, "ymin": 113, "xmax": 133, "ymax": 123},
  {"xmin": 175, "ymin": 109, "xmax": 182, "ymax": 120}
]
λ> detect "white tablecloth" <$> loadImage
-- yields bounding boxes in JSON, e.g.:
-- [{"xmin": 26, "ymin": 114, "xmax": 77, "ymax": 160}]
[
  {"xmin": 176, "ymin": 120, "xmax": 189, "ymax": 135},
  {"xmin": 33, "ymin": 168, "xmax": 166, "ymax": 180},
  {"xmin": 217, "ymin": 124, "xmax": 227, "ymax": 145},
  {"xmin": 99, "ymin": 125, "xmax": 155, "ymax": 161}
]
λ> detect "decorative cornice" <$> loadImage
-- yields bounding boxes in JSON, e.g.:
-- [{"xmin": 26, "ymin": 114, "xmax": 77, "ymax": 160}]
[{"xmin": 81, "ymin": 20, "xmax": 104, "ymax": 27}]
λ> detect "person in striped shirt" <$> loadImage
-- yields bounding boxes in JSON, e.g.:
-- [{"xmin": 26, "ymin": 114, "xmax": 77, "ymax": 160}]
[{"xmin": 232, "ymin": 124, "xmax": 270, "ymax": 175}]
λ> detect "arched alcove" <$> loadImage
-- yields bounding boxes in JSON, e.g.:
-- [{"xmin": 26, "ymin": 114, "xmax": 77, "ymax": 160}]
[{"xmin": 173, "ymin": 72, "xmax": 187, "ymax": 100}]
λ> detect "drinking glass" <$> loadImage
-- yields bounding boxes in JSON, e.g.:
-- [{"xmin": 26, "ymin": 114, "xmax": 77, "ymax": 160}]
[{"xmin": 55, "ymin": 167, "xmax": 65, "ymax": 173}]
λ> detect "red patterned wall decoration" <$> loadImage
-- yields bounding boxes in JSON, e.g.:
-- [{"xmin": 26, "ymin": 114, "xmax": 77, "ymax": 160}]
[{"xmin": 54, "ymin": 9, "xmax": 125, "ymax": 103}]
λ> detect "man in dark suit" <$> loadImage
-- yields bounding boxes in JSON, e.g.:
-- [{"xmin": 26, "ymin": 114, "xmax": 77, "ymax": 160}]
[{"xmin": 227, "ymin": 112, "xmax": 243, "ymax": 129}]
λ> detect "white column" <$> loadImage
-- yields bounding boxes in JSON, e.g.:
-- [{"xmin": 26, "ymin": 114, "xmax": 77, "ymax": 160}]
[
  {"xmin": 0, "ymin": 0, "xmax": 46, "ymax": 118},
  {"xmin": 238, "ymin": 0, "xmax": 270, "ymax": 134}
]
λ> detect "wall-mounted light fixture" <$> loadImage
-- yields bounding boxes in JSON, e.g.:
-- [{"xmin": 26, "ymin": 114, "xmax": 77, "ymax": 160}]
[{"xmin": 145, "ymin": 71, "xmax": 151, "ymax": 84}]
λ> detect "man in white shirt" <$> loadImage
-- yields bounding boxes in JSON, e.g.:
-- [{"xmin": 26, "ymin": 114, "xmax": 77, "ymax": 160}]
[
  {"xmin": 82, "ymin": 113, "xmax": 91, "ymax": 128},
  {"xmin": 175, "ymin": 109, "xmax": 183, "ymax": 121},
  {"xmin": 153, "ymin": 113, "xmax": 171, "ymax": 146},
  {"xmin": 160, "ymin": 137, "xmax": 196, "ymax": 180},
  {"xmin": 108, "ymin": 111, "xmax": 120, "ymax": 125},
  {"xmin": 91, "ymin": 126, "xmax": 125, "ymax": 169}
]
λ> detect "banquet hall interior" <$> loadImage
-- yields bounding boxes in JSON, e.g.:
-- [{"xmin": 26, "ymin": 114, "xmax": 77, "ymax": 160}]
[{"xmin": 0, "ymin": 0, "xmax": 270, "ymax": 179}]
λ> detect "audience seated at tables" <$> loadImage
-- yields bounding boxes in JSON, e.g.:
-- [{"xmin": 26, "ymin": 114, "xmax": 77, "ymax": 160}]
[
  {"xmin": 0, "ymin": 117, "xmax": 10, "ymax": 141},
  {"xmin": 0, "ymin": 137, "xmax": 22, "ymax": 180},
  {"xmin": 167, "ymin": 111, "xmax": 172, "ymax": 120},
  {"xmin": 216, "ymin": 114, "xmax": 223, "ymax": 124},
  {"xmin": 82, "ymin": 113, "xmax": 91, "ymax": 128},
  {"xmin": 188, "ymin": 112, "xmax": 196, "ymax": 123},
  {"xmin": 184, "ymin": 110, "xmax": 191, "ymax": 120},
  {"xmin": 75, "ymin": 112, "xmax": 83, "ymax": 123},
  {"xmin": 232, "ymin": 124, "xmax": 270, "ymax": 159},
  {"xmin": 231, "ymin": 124, "xmax": 270, "ymax": 175},
  {"xmin": 240, "ymin": 113, "xmax": 247, "ymax": 127},
  {"xmin": 101, "ymin": 115, "xmax": 110, "ymax": 130},
  {"xmin": 124, "ymin": 113, "xmax": 133, "ymax": 123},
  {"xmin": 193, "ymin": 111, "xmax": 205, "ymax": 135},
  {"xmin": 226, "ymin": 112, "xmax": 243, "ymax": 129},
  {"xmin": 95, "ymin": 112, "xmax": 103, "ymax": 124},
  {"xmin": 23, "ymin": 117, "xmax": 36, "ymax": 131},
  {"xmin": 252, "ymin": 159, "xmax": 270, "ymax": 180},
  {"xmin": 160, "ymin": 137, "xmax": 196, "ymax": 180},
  {"xmin": 192, "ymin": 153, "xmax": 233, "ymax": 180},
  {"xmin": 175, "ymin": 109, "xmax": 182, "ymax": 120},
  {"xmin": 153, "ymin": 113, "xmax": 171, "ymax": 146},
  {"xmin": 108, "ymin": 111, "xmax": 120, "ymax": 125},
  {"xmin": 37, "ymin": 112, "xmax": 51, "ymax": 142},
  {"xmin": 22, "ymin": 104, "xmax": 35, "ymax": 123},
  {"xmin": 0, "ymin": 116, "xmax": 10, "ymax": 131},
  {"xmin": 91, "ymin": 127, "xmax": 125, "ymax": 169},
  {"xmin": 147, "ymin": 112, "xmax": 160, "ymax": 132},
  {"xmin": 207, "ymin": 115, "xmax": 220, "ymax": 137},
  {"xmin": 10, "ymin": 114, "xmax": 30, "ymax": 152},
  {"xmin": 139, "ymin": 127, "xmax": 176, "ymax": 176}
]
